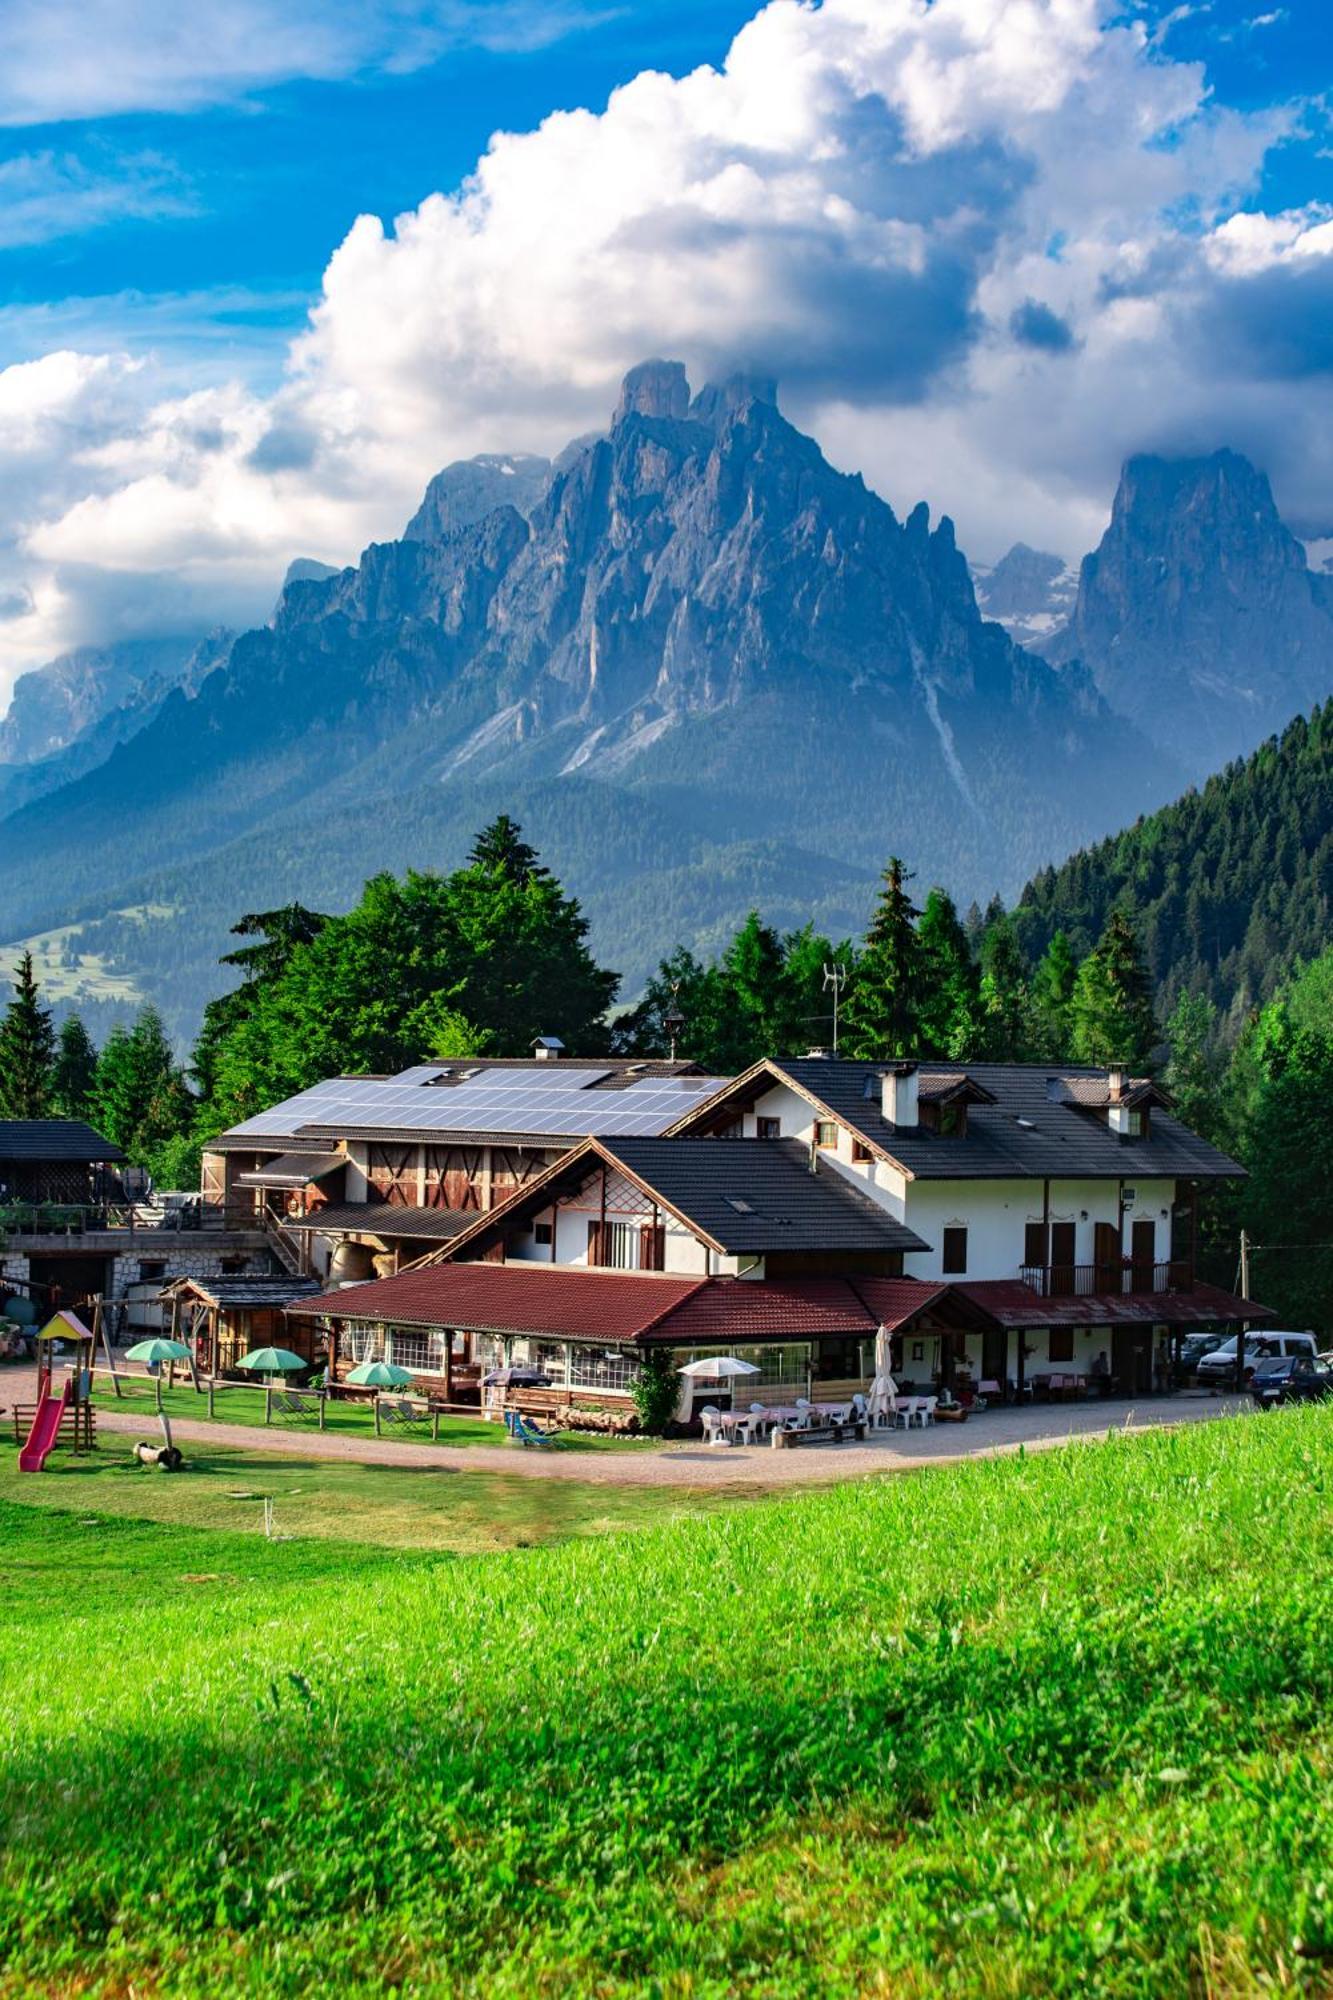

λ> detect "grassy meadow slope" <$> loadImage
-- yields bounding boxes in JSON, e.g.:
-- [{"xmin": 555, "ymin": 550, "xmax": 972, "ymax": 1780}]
[{"xmin": 3, "ymin": 1408, "xmax": 1332, "ymax": 1995}]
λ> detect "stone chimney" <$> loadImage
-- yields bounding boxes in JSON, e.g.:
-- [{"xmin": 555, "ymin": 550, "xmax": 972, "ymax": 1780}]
[
  {"xmin": 1107, "ymin": 1067, "xmax": 1127, "ymax": 1101},
  {"xmin": 881, "ymin": 1061, "xmax": 919, "ymax": 1130}
]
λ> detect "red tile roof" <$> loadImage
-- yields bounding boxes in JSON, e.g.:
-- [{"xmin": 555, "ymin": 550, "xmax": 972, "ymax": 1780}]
[
  {"xmin": 956, "ymin": 1280, "xmax": 1274, "ymax": 1328},
  {"xmin": 289, "ymin": 1263, "xmax": 704, "ymax": 1341},
  {"xmin": 287, "ymin": 1266, "xmax": 968, "ymax": 1347}
]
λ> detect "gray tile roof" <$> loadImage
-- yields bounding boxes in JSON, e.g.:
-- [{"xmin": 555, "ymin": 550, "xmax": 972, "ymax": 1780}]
[
  {"xmin": 675, "ymin": 1059, "xmax": 1245, "ymax": 1183},
  {"xmin": 284, "ymin": 1202, "xmax": 476, "ymax": 1241},
  {"xmin": 0, "ymin": 1119, "xmax": 125, "ymax": 1164},
  {"xmin": 165, "ymin": 1276, "xmax": 323, "ymax": 1309},
  {"xmin": 600, "ymin": 1137, "xmax": 929, "ymax": 1254}
]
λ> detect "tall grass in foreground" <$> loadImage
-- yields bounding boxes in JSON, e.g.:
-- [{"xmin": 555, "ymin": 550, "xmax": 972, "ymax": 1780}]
[{"xmin": 2, "ymin": 1409, "xmax": 1333, "ymax": 1996}]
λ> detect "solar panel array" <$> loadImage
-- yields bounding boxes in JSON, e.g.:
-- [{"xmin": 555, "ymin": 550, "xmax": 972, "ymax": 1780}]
[{"xmin": 226, "ymin": 1067, "xmax": 724, "ymax": 1142}]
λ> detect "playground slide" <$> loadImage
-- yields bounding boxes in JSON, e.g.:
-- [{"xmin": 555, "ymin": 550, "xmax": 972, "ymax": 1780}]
[{"xmin": 19, "ymin": 1380, "xmax": 70, "ymax": 1473}]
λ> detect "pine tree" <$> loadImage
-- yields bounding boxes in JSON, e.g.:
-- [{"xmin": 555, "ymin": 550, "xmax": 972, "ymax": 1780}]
[
  {"xmin": 1069, "ymin": 909, "xmax": 1157, "ymax": 1070},
  {"xmin": 916, "ymin": 889, "xmax": 981, "ymax": 1057},
  {"xmin": 51, "ymin": 1014, "xmax": 98, "ymax": 1120},
  {"xmin": 1032, "ymin": 930, "xmax": 1078, "ymax": 1058},
  {"xmin": 843, "ymin": 859, "xmax": 922, "ymax": 1058},
  {"xmin": 0, "ymin": 951, "xmax": 55, "ymax": 1117},
  {"xmin": 468, "ymin": 814, "xmax": 549, "ymax": 886},
  {"xmin": 1164, "ymin": 992, "xmax": 1222, "ymax": 1140}
]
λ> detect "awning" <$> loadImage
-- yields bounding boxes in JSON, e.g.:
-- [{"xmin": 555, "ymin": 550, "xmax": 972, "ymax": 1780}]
[
  {"xmin": 956, "ymin": 1280, "xmax": 1275, "ymax": 1329},
  {"xmin": 283, "ymin": 1202, "xmax": 476, "ymax": 1240},
  {"xmin": 236, "ymin": 1151, "xmax": 345, "ymax": 1190}
]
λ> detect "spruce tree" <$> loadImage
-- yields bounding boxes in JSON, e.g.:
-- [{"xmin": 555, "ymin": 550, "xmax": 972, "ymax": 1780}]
[
  {"xmin": 52, "ymin": 1014, "xmax": 98, "ymax": 1120},
  {"xmin": 978, "ymin": 917, "xmax": 1033, "ymax": 1061},
  {"xmin": 94, "ymin": 1008, "xmax": 193, "ymax": 1161},
  {"xmin": 843, "ymin": 859, "xmax": 922, "ymax": 1058},
  {"xmin": 0, "ymin": 950, "xmax": 55, "ymax": 1117},
  {"xmin": 1032, "ymin": 930, "xmax": 1078, "ymax": 1058},
  {"xmin": 1069, "ymin": 909, "xmax": 1157, "ymax": 1070},
  {"xmin": 916, "ymin": 889, "xmax": 981, "ymax": 1058}
]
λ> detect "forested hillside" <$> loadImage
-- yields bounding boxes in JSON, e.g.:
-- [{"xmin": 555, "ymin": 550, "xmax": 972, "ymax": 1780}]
[{"xmin": 1013, "ymin": 705, "xmax": 1333, "ymax": 1034}]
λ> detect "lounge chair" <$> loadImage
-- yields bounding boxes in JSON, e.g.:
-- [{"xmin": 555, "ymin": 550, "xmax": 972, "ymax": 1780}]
[
  {"xmin": 379, "ymin": 1397, "xmax": 428, "ymax": 1429},
  {"xmin": 505, "ymin": 1410, "xmax": 559, "ymax": 1448}
]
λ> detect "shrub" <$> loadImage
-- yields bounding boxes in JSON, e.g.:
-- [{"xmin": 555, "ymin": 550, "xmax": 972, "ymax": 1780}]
[{"xmin": 630, "ymin": 1348, "xmax": 679, "ymax": 1433}]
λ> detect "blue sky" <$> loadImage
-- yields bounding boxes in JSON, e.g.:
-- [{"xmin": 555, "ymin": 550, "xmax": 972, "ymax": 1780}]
[{"xmin": 0, "ymin": 0, "xmax": 1328, "ymax": 696}]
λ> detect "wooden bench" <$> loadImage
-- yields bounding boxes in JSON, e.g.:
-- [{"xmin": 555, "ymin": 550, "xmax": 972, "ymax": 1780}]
[{"xmin": 771, "ymin": 1418, "xmax": 869, "ymax": 1449}]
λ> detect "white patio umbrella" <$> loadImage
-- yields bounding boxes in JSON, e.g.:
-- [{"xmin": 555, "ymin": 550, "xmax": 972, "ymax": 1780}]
[
  {"xmin": 679, "ymin": 1356, "xmax": 760, "ymax": 1379},
  {"xmin": 871, "ymin": 1324, "xmax": 897, "ymax": 1400}
]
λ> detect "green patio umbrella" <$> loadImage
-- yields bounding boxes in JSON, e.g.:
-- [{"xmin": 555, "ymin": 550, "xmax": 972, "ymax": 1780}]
[
  {"xmin": 235, "ymin": 1347, "xmax": 308, "ymax": 1380},
  {"xmin": 125, "ymin": 1336, "xmax": 192, "ymax": 1409},
  {"xmin": 346, "ymin": 1360, "xmax": 414, "ymax": 1388}
]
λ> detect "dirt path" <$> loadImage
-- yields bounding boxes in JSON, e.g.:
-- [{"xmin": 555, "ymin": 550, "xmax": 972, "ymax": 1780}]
[{"xmin": 69, "ymin": 1389, "xmax": 1250, "ymax": 1489}]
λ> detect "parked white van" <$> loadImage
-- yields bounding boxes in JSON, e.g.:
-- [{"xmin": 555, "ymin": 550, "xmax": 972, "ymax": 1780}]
[{"xmin": 1196, "ymin": 1331, "xmax": 1317, "ymax": 1388}]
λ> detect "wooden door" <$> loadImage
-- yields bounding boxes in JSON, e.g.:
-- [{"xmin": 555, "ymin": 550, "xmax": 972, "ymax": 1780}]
[
  {"xmin": 1130, "ymin": 1219, "xmax": 1155, "ymax": 1291},
  {"xmin": 1050, "ymin": 1221, "xmax": 1076, "ymax": 1296},
  {"xmin": 1094, "ymin": 1221, "xmax": 1121, "ymax": 1293}
]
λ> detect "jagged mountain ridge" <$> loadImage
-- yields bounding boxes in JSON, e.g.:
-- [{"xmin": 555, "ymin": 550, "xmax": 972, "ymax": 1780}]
[
  {"xmin": 1043, "ymin": 449, "xmax": 1333, "ymax": 771},
  {"xmin": 972, "ymin": 543, "xmax": 1078, "ymax": 650},
  {"xmin": 0, "ymin": 359, "xmax": 1183, "ymax": 1035}
]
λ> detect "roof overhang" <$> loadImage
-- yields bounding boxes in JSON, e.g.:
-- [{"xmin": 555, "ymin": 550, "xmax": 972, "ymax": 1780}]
[
  {"xmin": 236, "ymin": 1151, "xmax": 345, "ymax": 1189},
  {"xmin": 662, "ymin": 1060, "xmax": 915, "ymax": 1178}
]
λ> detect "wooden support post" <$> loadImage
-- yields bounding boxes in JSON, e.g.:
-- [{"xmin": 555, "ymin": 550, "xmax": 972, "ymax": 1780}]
[
  {"xmin": 318, "ymin": 1393, "xmax": 326, "ymax": 1433},
  {"xmin": 265, "ymin": 1385, "xmax": 272, "ymax": 1426},
  {"xmin": 96, "ymin": 1300, "xmax": 124, "ymax": 1399},
  {"xmin": 208, "ymin": 1380, "xmax": 215, "ymax": 1419},
  {"xmin": 374, "ymin": 1399, "xmax": 382, "ymax": 1437}
]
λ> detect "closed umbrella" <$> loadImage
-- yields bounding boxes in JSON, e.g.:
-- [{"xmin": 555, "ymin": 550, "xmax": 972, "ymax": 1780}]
[
  {"xmin": 346, "ymin": 1360, "xmax": 414, "ymax": 1388},
  {"xmin": 679, "ymin": 1356, "xmax": 760, "ymax": 1379},
  {"xmin": 870, "ymin": 1323, "xmax": 897, "ymax": 1412},
  {"xmin": 125, "ymin": 1336, "xmax": 192, "ymax": 1410}
]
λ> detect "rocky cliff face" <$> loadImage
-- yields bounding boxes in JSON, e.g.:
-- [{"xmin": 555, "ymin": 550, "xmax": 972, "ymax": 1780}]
[
  {"xmin": 1044, "ymin": 450, "xmax": 1333, "ymax": 768},
  {"xmin": 0, "ymin": 362, "xmax": 1179, "ymax": 1018}
]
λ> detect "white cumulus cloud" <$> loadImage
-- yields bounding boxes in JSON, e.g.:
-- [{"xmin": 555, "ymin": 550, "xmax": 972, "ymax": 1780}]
[{"xmin": 1, "ymin": 0, "xmax": 1329, "ymax": 708}]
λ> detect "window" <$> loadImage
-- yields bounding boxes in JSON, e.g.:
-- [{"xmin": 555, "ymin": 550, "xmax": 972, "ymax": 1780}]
[
  {"xmin": 138, "ymin": 1259, "xmax": 167, "ymax": 1283},
  {"xmin": 942, "ymin": 1226, "xmax": 968, "ymax": 1274},
  {"xmin": 851, "ymin": 1139, "xmax": 872, "ymax": 1164},
  {"xmin": 220, "ymin": 1255, "xmax": 248, "ymax": 1274},
  {"xmin": 1048, "ymin": 1327, "xmax": 1074, "ymax": 1363},
  {"xmin": 815, "ymin": 1121, "xmax": 838, "ymax": 1150},
  {"xmin": 757, "ymin": 1117, "xmax": 781, "ymax": 1141},
  {"xmin": 533, "ymin": 1220, "xmax": 553, "ymax": 1246},
  {"xmin": 385, "ymin": 1327, "xmax": 447, "ymax": 1375}
]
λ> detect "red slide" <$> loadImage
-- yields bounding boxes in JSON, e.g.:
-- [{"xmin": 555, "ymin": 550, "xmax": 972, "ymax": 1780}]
[{"xmin": 19, "ymin": 1379, "xmax": 70, "ymax": 1473}]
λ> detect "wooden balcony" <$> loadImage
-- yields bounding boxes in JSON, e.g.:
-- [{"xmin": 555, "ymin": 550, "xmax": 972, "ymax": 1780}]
[{"xmin": 1019, "ymin": 1259, "xmax": 1192, "ymax": 1298}]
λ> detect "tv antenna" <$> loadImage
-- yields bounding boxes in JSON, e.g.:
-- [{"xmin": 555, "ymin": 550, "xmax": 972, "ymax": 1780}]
[
  {"xmin": 662, "ymin": 981, "xmax": 686, "ymax": 1063},
  {"xmin": 822, "ymin": 962, "xmax": 847, "ymax": 1054}
]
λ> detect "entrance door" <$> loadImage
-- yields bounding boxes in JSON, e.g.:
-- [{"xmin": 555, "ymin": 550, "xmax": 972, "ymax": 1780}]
[
  {"xmin": 1130, "ymin": 1219, "xmax": 1155, "ymax": 1291},
  {"xmin": 1050, "ymin": 1221, "xmax": 1076, "ymax": 1297},
  {"xmin": 1111, "ymin": 1326, "xmax": 1151, "ymax": 1394},
  {"xmin": 1094, "ymin": 1221, "xmax": 1122, "ymax": 1294}
]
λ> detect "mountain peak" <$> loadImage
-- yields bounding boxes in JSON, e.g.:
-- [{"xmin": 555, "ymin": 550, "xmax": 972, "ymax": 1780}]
[
  {"xmin": 405, "ymin": 451, "xmax": 551, "ymax": 543},
  {"xmin": 1045, "ymin": 445, "xmax": 1332, "ymax": 767},
  {"xmin": 614, "ymin": 358, "xmax": 690, "ymax": 424}
]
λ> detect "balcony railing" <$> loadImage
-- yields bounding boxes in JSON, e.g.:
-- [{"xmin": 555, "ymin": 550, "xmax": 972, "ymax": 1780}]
[
  {"xmin": 1019, "ymin": 1260, "xmax": 1192, "ymax": 1298},
  {"xmin": 0, "ymin": 1200, "xmax": 227, "ymax": 1239}
]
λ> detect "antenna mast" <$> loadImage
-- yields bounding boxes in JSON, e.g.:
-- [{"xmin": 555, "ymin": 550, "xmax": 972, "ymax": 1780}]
[{"xmin": 822, "ymin": 961, "xmax": 847, "ymax": 1055}]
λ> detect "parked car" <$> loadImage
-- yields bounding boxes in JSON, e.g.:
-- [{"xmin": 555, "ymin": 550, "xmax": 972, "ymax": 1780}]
[
  {"xmin": 1249, "ymin": 1354, "xmax": 1333, "ymax": 1409},
  {"xmin": 1174, "ymin": 1331, "xmax": 1227, "ymax": 1384},
  {"xmin": 1197, "ymin": 1331, "xmax": 1318, "ymax": 1389}
]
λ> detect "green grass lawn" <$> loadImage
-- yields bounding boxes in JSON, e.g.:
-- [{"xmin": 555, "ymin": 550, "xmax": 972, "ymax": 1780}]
[
  {"xmin": 0, "ymin": 1437, "xmax": 737, "ymax": 1557},
  {"xmin": 3, "ymin": 1408, "xmax": 1333, "ymax": 1995},
  {"xmin": 89, "ymin": 1375, "xmax": 653, "ymax": 1450}
]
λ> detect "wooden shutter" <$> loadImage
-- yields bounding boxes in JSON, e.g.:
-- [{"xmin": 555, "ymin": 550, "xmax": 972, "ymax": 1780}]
[
  {"xmin": 942, "ymin": 1226, "xmax": 967, "ymax": 1275},
  {"xmin": 1130, "ymin": 1219, "xmax": 1155, "ymax": 1284},
  {"xmin": 1050, "ymin": 1221, "xmax": 1076, "ymax": 1296},
  {"xmin": 1023, "ymin": 1221, "xmax": 1048, "ymax": 1270},
  {"xmin": 587, "ymin": 1220, "xmax": 605, "ymax": 1266},
  {"xmin": 639, "ymin": 1224, "xmax": 666, "ymax": 1271}
]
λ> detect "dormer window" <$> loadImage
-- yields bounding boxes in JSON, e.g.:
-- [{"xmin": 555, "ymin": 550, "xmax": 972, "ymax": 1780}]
[
  {"xmin": 920, "ymin": 1101, "xmax": 968, "ymax": 1137},
  {"xmin": 814, "ymin": 1120, "xmax": 838, "ymax": 1150}
]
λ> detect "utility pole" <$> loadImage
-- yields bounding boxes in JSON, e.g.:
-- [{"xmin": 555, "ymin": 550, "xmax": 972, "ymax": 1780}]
[
  {"xmin": 822, "ymin": 962, "xmax": 847, "ymax": 1055},
  {"xmin": 1236, "ymin": 1229, "xmax": 1251, "ymax": 1395}
]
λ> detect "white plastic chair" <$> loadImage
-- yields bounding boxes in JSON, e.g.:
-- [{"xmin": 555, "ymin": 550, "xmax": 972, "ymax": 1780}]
[
  {"xmin": 699, "ymin": 1404, "xmax": 729, "ymax": 1446},
  {"xmin": 746, "ymin": 1401, "xmax": 772, "ymax": 1441},
  {"xmin": 918, "ymin": 1397, "xmax": 938, "ymax": 1426},
  {"xmin": 894, "ymin": 1397, "xmax": 918, "ymax": 1429},
  {"xmin": 794, "ymin": 1397, "xmax": 815, "ymax": 1430}
]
